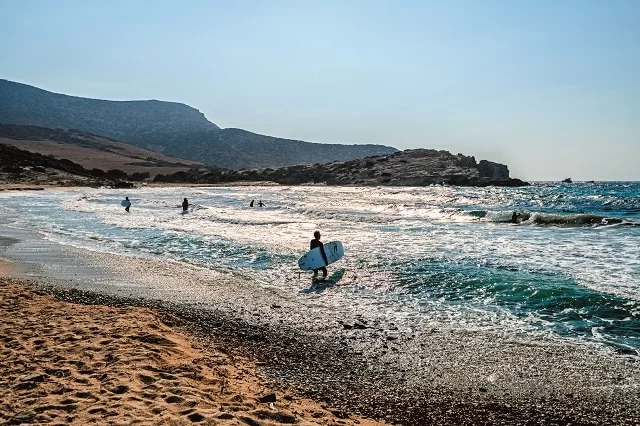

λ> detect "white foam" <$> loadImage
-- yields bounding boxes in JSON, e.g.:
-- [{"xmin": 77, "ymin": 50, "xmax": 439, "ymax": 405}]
[{"xmin": 1, "ymin": 185, "xmax": 638, "ymax": 339}]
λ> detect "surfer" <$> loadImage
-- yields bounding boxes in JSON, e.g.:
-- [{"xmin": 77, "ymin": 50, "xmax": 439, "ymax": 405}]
[
  {"xmin": 258, "ymin": 200, "xmax": 265, "ymax": 207},
  {"xmin": 182, "ymin": 198, "xmax": 189, "ymax": 212},
  {"xmin": 250, "ymin": 199, "xmax": 254, "ymax": 207},
  {"xmin": 310, "ymin": 231, "xmax": 328, "ymax": 278},
  {"xmin": 511, "ymin": 211, "xmax": 520, "ymax": 223},
  {"xmin": 124, "ymin": 196, "xmax": 131, "ymax": 213}
]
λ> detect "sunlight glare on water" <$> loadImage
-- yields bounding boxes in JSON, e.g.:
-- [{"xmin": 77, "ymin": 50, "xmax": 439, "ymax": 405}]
[{"xmin": 1, "ymin": 182, "xmax": 639, "ymax": 354}]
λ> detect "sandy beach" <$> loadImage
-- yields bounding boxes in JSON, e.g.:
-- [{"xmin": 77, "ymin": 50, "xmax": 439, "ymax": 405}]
[{"xmin": 0, "ymin": 276, "xmax": 387, "ymax": 426}]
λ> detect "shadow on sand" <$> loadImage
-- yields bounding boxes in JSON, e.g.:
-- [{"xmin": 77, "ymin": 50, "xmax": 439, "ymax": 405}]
[{"xmin": 299, "ymin": 269, "xmax": 345, "ymax": 294}]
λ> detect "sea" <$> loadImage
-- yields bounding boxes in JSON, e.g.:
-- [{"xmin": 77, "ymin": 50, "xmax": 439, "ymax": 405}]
[{"xmin": 1, "ymin": 182, "xmax": 639, "ymax": 355}]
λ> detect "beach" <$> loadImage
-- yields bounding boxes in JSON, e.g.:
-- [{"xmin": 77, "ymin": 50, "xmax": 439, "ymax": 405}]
[
  {"xmin": 0, "ymin": 276, "xmax": 387, "ymax": 426},
  {"xmin": 1, "ymin": 184, "xmax": 639, "ymax": 425},
  {"xmin": 0, "ymin": 244, "xmax": 638, "ymax": 425}
]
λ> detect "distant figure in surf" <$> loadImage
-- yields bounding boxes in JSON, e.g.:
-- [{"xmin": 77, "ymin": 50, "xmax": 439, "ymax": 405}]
[
  {"xmin": 258, "ymin": 200, "xmax": 264, "ymax": 207},
  {"xmin": 310, "ymin": 230, "xmax": 327, "ymax": 278},
  {"xmin": 182, "ymin": 198, "xmax": 189, "ymax": 212},
  {"xmin": 511, "ymin": 211, "xmax": 520, "ymax": 223},
  {"xmin": 124, "ymin": 196, "xmax": 131, "ymax": 213},
  {"xmin": 250, "ymin": 199, "xmax": 254, "ymax": 207}
]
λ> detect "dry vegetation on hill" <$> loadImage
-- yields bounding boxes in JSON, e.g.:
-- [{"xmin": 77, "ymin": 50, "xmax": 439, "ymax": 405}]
[{"xmin": 0, "ymin": 125, "xmax": 203, "ymax": 182}]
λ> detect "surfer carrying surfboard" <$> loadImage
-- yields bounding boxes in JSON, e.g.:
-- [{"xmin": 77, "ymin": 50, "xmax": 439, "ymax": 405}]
[
  {"xmin": 298, "ymin": 235, "xmax": 343, "ymax": 276},
  {"xmin": 310, "ymin": 231, "xmax": 328, "ymax": 278},
  {"xmin": 123, "ymin": 196, "xmax": 131, "ymax": 212}
]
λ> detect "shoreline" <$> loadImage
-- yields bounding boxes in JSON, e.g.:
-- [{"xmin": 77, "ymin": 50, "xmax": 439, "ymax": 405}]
[{"xmin": 1, "ymin": 218, "xmax": 640, "ymax": 424}]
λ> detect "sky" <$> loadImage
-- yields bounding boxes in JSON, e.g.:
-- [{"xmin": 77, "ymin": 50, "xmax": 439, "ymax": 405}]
[{"xmin": 1, "ymin": 0, "xmax": 639, "ymax": 181}]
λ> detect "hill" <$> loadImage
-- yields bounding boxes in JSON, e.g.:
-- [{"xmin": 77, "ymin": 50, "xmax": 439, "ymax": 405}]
[
  {"xmin": 0, "ymin": 142, "xmax": 133, "ymax": 188},
  {"xmin": 0, "ymin": 79, "xmax": 217, "ymax": 139},
  {"xmin": 0, "ymin": 124, "xmax": 204, "ymax": 178},
  {"xmin": 0, "ymin": 79, "xmax": 397, "ymax": 169}
]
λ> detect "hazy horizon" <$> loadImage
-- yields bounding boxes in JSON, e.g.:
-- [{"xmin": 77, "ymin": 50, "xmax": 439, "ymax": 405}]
[{"xmin": 1, "ymin": 0, "xmax": 638, "ymax": 181}]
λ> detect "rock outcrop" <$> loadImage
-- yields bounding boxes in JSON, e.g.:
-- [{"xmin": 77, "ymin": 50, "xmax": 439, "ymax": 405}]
[
  {"xmin": 155, "ymin": 149, "xmax": 529, "ymax": 187},
  {"xmin": 477, "ymin": 160, "xmax": 509, "ymax": 179}
]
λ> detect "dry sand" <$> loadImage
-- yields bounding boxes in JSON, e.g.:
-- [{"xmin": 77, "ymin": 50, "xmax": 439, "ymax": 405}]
[{"xmin": 0, "ymin": 278, "xmax": 387, "ymax": 426}]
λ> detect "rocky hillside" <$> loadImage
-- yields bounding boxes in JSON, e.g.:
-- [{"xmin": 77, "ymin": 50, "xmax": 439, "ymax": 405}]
[
  {"xmin": 0, "ymin": 143, "xmax": 135, "ymax": 188},
  {"xmin": 0, "ymin": 124, "xmax": 203, "ymax": 178},
  {"xmin": 155, "ymin": 149, "xmax": 529, "ymax": 187},
  {"xmin": 0, "ymin": 79, "xmax": 397, "ymax": 169}
]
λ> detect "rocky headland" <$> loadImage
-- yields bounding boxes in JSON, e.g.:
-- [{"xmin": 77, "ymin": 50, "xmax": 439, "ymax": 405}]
[{"xmin": 155, "ymin": 149, "xmax": 529, "ymax": 187}]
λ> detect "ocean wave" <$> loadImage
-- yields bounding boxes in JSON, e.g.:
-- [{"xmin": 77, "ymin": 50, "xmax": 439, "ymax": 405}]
[
  {"xmin": 528, "ymin": 212, "xmax": 622, "ymax": 227},
  {"xmin": 466, "ymin": 210, "xmax": 636, "ymax": 227}
]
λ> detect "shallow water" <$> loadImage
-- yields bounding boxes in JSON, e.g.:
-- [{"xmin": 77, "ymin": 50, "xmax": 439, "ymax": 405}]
[{"xmin": 1, "ymin": 182, "xmax": 639, "ymax": 354}]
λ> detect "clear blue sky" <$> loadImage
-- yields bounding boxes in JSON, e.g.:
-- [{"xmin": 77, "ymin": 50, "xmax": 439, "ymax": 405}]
[{"xmin": 1, "ymin": 0, "xmax": 639, "ymax": 180}]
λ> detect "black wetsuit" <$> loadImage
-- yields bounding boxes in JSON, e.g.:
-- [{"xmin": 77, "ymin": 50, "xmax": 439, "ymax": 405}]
[{"xmin": 310, "ymin": 239, "xmax": 328, "ymax": 277}]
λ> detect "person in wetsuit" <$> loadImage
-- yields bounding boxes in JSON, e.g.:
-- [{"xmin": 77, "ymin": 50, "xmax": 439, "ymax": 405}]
[
  {"xmin": 310, "ymin": 230, "xmax": 327, "ymax": 278},
  {"xmin": 182, "ymin": 198, "xmax": 189, "ymax": 212},
  {"xmin": 124, "ymin": 196, "xmax": 131, "ymax": 213}
]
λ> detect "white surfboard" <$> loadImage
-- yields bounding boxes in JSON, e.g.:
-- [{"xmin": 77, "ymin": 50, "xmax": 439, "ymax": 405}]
[{"xmin": 298, "ymin": 241, "xmax": 344, "ymax": 271}]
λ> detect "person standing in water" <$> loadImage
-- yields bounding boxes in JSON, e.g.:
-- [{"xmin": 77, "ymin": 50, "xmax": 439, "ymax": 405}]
[
  {"xmin": 182, "ymin": 198, "xmax": 189, "ymax": 212},
  {"xmin": 310, "ymin": 230, "xmax": 327, "ymax": 278},
  {"xmin": 123, "ymin": 196, "xmax": 131, "ymax": 213},
  {"xmin": 258, "ymin": 200, "xmax": 265, "ymax": 207},
  {"xmin": 250, "ymin": 200, "xmax": 254, "ymax": 207}
]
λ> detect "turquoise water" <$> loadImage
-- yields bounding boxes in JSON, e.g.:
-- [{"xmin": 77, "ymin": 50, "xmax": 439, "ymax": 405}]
[{"xmin": 1, "ymin": 182, "xmax": 638, "ymax": 354}]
